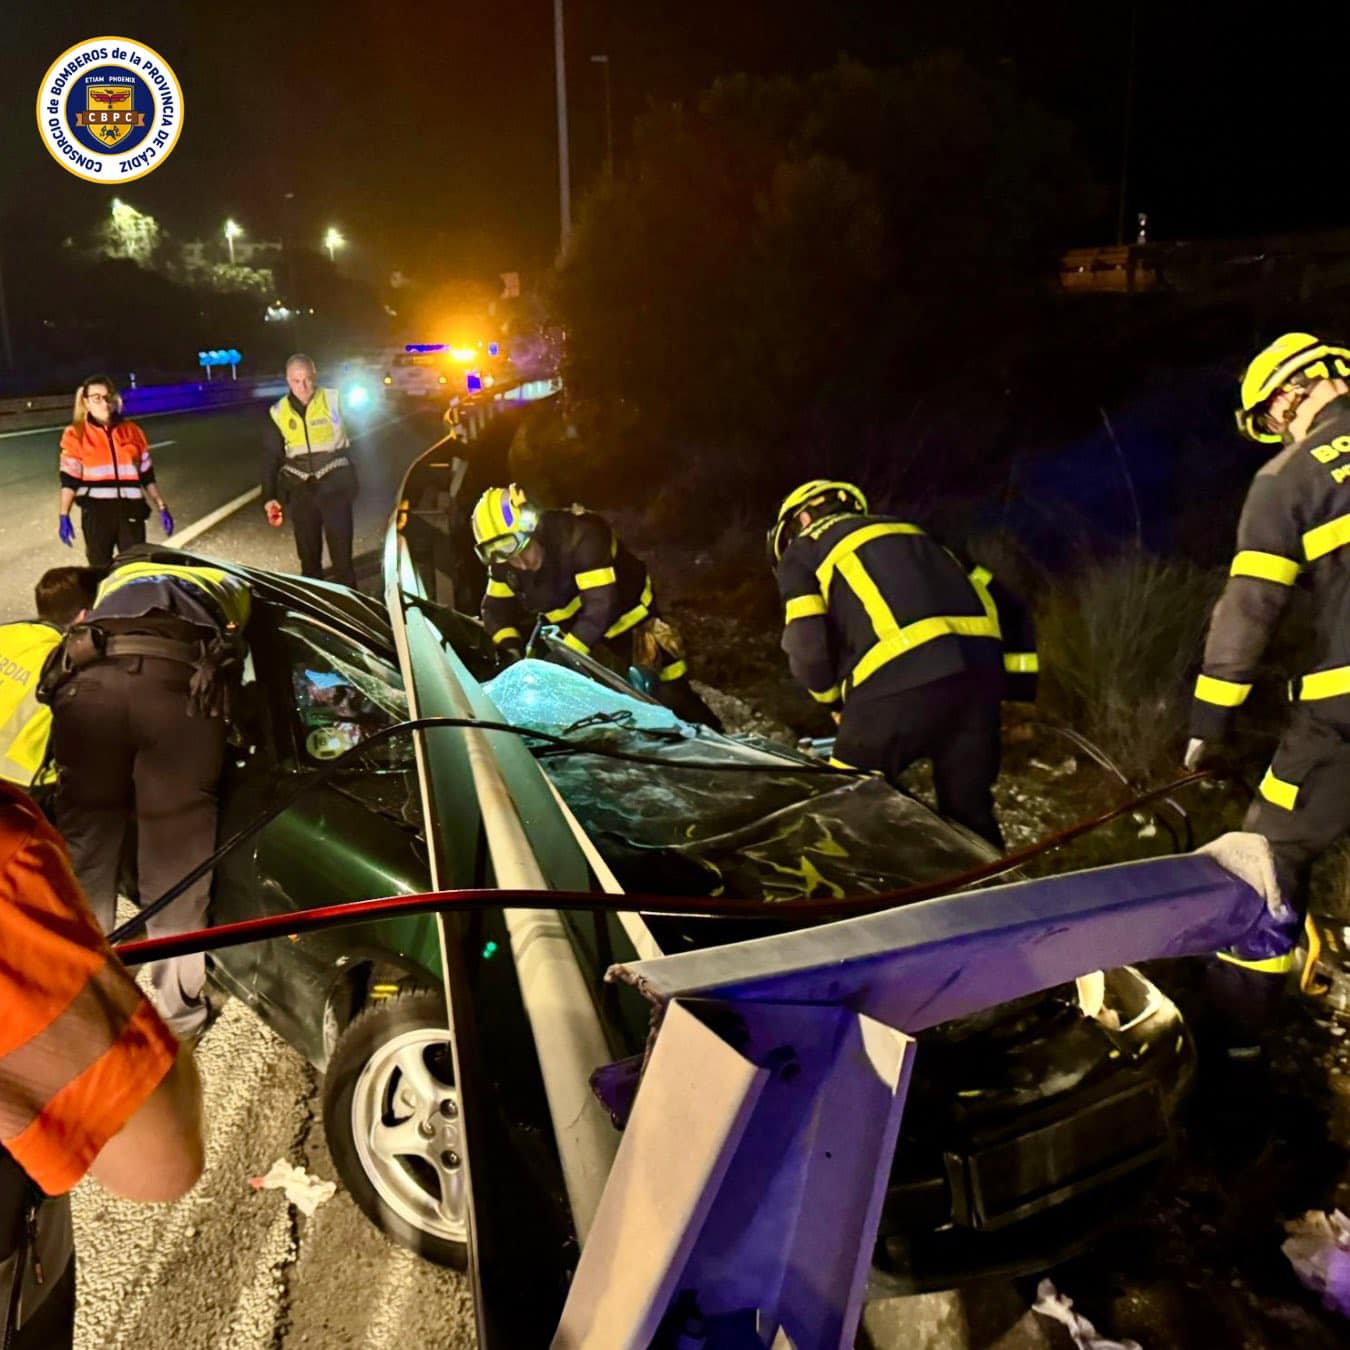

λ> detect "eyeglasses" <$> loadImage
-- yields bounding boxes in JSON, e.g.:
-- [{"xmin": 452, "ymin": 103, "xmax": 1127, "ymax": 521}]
[{"xmin": 85, "ymin": 393, "xmax": 111, "ymax": 404}]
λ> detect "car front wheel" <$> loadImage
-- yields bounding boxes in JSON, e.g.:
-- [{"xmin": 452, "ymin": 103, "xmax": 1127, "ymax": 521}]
[{"xmin": 322, "ymin": 988, "xmax": 467, "ymax": 1267}]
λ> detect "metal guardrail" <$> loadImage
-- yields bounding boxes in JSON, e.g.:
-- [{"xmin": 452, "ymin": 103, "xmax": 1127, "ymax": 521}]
[{"xmin": 0, "ymin": 378, "xmax": 285, "ymax": 433}]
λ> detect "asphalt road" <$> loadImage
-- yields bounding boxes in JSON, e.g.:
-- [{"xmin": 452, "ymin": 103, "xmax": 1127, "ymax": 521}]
[{"xmin": 0, "ymin": 398, "xmax": 480, "ymax": 1348}]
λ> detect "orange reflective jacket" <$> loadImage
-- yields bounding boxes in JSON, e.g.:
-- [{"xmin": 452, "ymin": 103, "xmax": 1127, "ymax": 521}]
[{"xmin": 58, "ymin": 418, "xmax": 154, "ymax": 501}]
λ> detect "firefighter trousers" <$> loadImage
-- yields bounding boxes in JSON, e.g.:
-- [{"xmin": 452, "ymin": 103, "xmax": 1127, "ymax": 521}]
[
  {"xmin": 833, "ymin": 666, "xmax": 1005, "ymax": 850},
  {"xmin": 608, "ymin": 618, "xmax": 724, "ymax": 732},
  {"xmin": 51, "ymin": 656, "xmax": 226, "ymax": 1038}
]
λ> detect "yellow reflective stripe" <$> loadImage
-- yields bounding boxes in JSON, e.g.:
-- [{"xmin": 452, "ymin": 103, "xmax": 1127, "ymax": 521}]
[
  {"xmin": 485, "ymin": 579, "xmax": 515, "ymax": 598},
  {"xmin": 1216, "ymin": 948, "xmax": 1298, "ymax": 974},
  {"xmin": 1297, "ymin": 665, "xmax": 1350, "ymax": 700},
  {"xmin": 1258, "ymin": 766, "xmax": 1299, "ymax": 810},
  {"xmin": 1194, "ymin": 673, "xmax": 1251, "ymax": 708},
  {"xmin": 545, "ymin": 595, "xmax": 583, "ymax": 623},
  {"xmin": 785, "ymin": 594, "xmax": 828, "ymax": 623},
  {"xmin": 99, "ymin": 561, "xmax": 251, "ymax": 628},
  {"xmin": 810, "ymin": 684, "xmax": 841, "ymax": 704},
  {"xmin": 491, "ymin": 627, "xmax": 522, "ymax": 645},
  {"xmin": 576, "ymin": 566, "xmax": 617, "ymax": 590},
  {"xmin": 1231, "ymin": 550, "xmax": 1300, "ymax": 585},
  {"xmin": 1004, "ymin": 652, "xmax": 1039, "ymax": 673},
  {"xmin": 827, "ymin": 756, "xmax": 856, "ymax": 770},
  {"xmin": 851, "ymin": 614, "xmax": 1002, "ymax": 689},
  {"xmin": 561, "ymin": 631, "xmax": 591, "ymax": 655},
  {"xmin": 658, "ymin": 659, "xmax": 688, "ymax": 682},
  {"xmin": 815, "ymin": 523, "xmax": 925, "ymax": 598},
  {"xmin": 968, "ymin": 565, "xmax": 994, "ymax": 587},
  {"xmin": 1303, "ymin": 513, "xmax": 1350, "ymax": 562},
  {"xmin": 605, "ymin": 575, "xmax": 655, "ymax": 638}
]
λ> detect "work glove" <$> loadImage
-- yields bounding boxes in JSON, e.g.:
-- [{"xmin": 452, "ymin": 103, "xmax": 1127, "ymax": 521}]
[
  {"xmin": 264, "ymin": 499, "xmax": 285, "ymax": 528},
  {"xmin": 1183, "ymin": 737, "xmax": 1208, "ymax": 771},
  {"xmin": 159, "ymin": 508, "xmax": 175, "ymax": 537},
  {"xmin": 497, "ymin": 643, "xmax": 524, "ymax": 669},
  {"xmin": 58, "ymin": 514, "xmax": 76, "ymax": 548}
]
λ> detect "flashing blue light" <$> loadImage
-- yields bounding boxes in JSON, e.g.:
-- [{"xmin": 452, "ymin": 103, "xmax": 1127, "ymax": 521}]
[
  {"xmin": 405, "ymin": 343, "xmax": 447, "ymax": 353},
  {"xmin": 482, "ymin": 940, "xmax": 499, "ymax": 959},
  {"xmin": 487, "ymin": 342, "xmax": 499, "ymax": 358},
  {"xmin": 466, "ymin": 371, "xmax": 483, "ymax": 393}
]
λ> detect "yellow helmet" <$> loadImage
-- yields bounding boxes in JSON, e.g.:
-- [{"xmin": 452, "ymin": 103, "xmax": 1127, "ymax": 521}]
[
  {"xmin": 471, "ymin": 483, "xmax": 540, "ymax": 563},
  {"xmin": 1236, "ymin": 332, "xmax": 1350, "ymax": 443},
  {"xmin": 767, "ymin": 479, "xmax": 868, "ymax": 563}
]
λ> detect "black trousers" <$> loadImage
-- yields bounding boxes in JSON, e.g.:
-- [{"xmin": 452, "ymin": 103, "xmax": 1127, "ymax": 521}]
[
  {"xmin": 289, "ymin": 483, "xmax": 356, "ymax": 588},
  {"xmin": 51, "ymin": 656, "xmax": 226, "ymax": 1037},
  {"xmin": 79, "ymin": 498, "xmax": 146, "ymax": 567},
  {"xmin": 13, "ymin": 1250, "xmax": 75, "ymax": 1349},
  {"xmin": 833, "ymin": 666, "xmax": 1005, "ymax": 849}
]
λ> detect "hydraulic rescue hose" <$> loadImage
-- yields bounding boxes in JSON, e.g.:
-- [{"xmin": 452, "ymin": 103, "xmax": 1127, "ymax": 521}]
[{"xmin": 113, "ymin": 764, "xmax": 1214, "ymax": 966}]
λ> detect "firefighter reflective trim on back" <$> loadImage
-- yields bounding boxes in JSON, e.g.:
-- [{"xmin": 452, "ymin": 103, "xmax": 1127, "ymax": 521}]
[
  {"xmin": 1005, "ymin": 652, "xmax": 1039, "ymax": 673},
  {"xmin": 1296, "ymin": 665, "xmax": 1350, "ymax": 700},
  {"xmin": 544, "ymin": 596, "xmax": 583, "ymax": 623},
  {"xmin": 658, "ymin": 659, "xmax": 688, "ymax": 682},
  {"xmin": 1258, "ymin": 766, "xmax": 1299, "ymax": 811},
  {"xmin": 785, "ymin": 594, "xmax": 828, "ymax": 623},
  {"xmin": 561, "ymin": 631, "xmax": 590, "ymax": 655},
  {"xmin": 1216, "ymin": 948, "xmax": 1298, "ymax": 974},
  {"xmin": 1231, "ymin": 550, "xmax": 1301, "ymax": 585},
  {"xmin": 1302, "ymin": 512, "xmax": 1350, "ymax": 562},
  {"xmin": 96, "ymin": 562, "xmax": 252, "ymax": 630},
  {"xmin": 575, "ymin": 567, "xmax": 617, "ymax": 591},
  {"xmin": 605, "ymin": 574, "xmax": 655, "ymax": 639},
  {"xmin": 1194, "ymin": 673, "xmax": 1252, "ymax": 708},
  {"xmin": 491, "ymin": 627, "xmax": 522, "ymax": 645},
  {"xmin": 814, "ymin": 523, "xmax": 926, "ymax": 599},
  {"xmin": 810, "ymin": 684, "xmax": 841, "ymax": 704},
  {"xmin": 485, "ymin": 579, "xmax": 514, "ymax": 598}
]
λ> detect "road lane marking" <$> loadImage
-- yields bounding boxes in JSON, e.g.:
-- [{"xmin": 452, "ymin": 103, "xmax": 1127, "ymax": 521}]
[
  {"xmin": 172, "ymin": 486, "xmax": 262, "ymax": 546},
  {"xmin": 147, "ymin": 439, "xmax": 176, "ymax": 449}
]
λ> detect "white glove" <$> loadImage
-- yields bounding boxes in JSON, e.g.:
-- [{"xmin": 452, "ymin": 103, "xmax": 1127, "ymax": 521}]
[{"xmin": 1183, "ymin": 737, "xmax": 1207, "ymax": 771}]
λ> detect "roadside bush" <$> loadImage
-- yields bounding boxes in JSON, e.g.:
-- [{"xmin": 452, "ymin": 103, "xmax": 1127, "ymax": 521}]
[{"xmin": 1036, "ymin": 552, "xmax": 1224, "ymax": 784}]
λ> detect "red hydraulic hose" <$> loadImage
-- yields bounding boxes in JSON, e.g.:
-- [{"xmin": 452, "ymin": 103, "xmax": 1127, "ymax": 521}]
[{"xmin": 113, "ymin": 770, "xmax": 1212, "ymax": 966}]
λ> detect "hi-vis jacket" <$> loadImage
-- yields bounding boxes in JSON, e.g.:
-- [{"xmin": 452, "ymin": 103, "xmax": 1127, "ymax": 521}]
[
  {"xmin": 1192, "ymin": 394, "xmax": 1350, "ymax": 746},
  {"xmin": 263, "ymin": 389, "xmax": 353, "ymax": 500},
  {"xmin": 0, "ymin": 622, "xmax": 62, "ymax": 785},
  {"xmin": 775, "ymin": 513, "xmax": 1037, "ymax": 709},
  {"xmin": 481, "ymin": 509, "xmax": 654, "ymax": 656},
  {"xmin": 59, "ymin": 416, "xmax": 155, "ymax": 502},
  {"xmin": 92, "ymin": 561, "xmax": 252, "ymax": 634}
]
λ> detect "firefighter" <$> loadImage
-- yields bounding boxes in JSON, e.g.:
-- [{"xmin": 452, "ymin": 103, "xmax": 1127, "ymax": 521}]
[
  {"xmin": 769, "ymin": 480, "xmax": 1037, "ymax": 849},
  {"xmin": 58, "ymin": 374, "xmax": 175, "ymax": 566},
  {"xmin": 470, "ymin": 484, "xmax": 723, "ymax": 730},
  {"xmin": 262, "ymin": 354, "xmax": 359, "ymax": 587},
  {"xmin": 0, "ymin": 568, "xmax": 102, "ymax": 787},
  {"xmin": 44, "ymin": 559, "xmax": 251, "ymax": 1040},
  {"xmin": 1186, "ymin": 332, "xmax": 1350, "ymax": 1017}
]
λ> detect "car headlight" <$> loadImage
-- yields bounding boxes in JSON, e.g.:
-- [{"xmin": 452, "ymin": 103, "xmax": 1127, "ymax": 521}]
[{"xmin": 346, "ymin": 384, "xmax": 371, "ymax": 409}]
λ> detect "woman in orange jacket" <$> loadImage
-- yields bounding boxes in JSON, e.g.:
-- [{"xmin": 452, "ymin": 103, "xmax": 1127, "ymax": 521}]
[{"xmin": 57, "ymin": 375, "xmax": 174, "ymax": 566}]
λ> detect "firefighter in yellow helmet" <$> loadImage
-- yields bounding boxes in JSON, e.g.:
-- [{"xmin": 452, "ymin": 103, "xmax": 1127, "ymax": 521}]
[
  {"xmin": 0, "ymin": 568, "xmax": 102, "ymax": 787},
  {"xmin": 1186, "ymin": 333, "xmax": 1350, "ymax": 1024},
  {"xmin": 769, "ymin": 480, "xmax": 1037, "ymax": 849},
  {"xmin": 471, "ymin": 484, "xmax": 723, "ymax": 730}
]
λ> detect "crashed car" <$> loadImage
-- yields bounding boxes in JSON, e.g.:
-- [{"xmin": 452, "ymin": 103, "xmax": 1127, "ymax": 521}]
[{"xmin": 114, "ymin": 538, "xmax": 1196, "ymax": 1311}]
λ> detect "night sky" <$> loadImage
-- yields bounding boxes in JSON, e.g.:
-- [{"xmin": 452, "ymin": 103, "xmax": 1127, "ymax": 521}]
[{"xmin": 6, "ymin": 2, "xmax": 1350, "ymax": 285}]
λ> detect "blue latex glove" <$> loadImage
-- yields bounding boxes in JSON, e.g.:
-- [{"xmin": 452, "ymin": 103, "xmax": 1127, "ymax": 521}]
[
  {"xmin": 58, "ymin": 514, "xmax": 76, "ymax": 548},
  {"xmin": 159, "ymin": 508, "xmax": 175, "ymax": 537}
]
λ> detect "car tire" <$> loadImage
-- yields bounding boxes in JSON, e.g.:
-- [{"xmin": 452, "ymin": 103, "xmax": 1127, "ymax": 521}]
[{"xmin": 322, "ymin": 988, "xmax": 468, "ymax": 1268}]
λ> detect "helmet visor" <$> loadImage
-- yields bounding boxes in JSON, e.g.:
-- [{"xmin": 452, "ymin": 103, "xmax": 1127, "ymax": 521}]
[{"xmin": 475, "ymin": 530, "xmax": 528, "ymax": 564}]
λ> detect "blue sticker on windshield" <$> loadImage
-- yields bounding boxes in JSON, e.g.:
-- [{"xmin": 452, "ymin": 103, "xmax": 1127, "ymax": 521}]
[{"xmin": 304, "ymin": 668, "xmax": 345, "ymax": 689}]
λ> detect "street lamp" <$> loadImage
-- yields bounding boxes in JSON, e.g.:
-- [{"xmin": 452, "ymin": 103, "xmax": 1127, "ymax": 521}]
[
  {"xmin": 590, "ymin": 54, "xmax": 613, "ymax": 180},
  {"xmin": 554, "ymin": 0, "xmax": 572, "ymax": 255},
  {"xmin": 324, "ymin": 227, "xmax": 345, "ymax": 264},
  {"xmin": 224, "ymin": 218, "xmax": 241, "ymax": 265}
]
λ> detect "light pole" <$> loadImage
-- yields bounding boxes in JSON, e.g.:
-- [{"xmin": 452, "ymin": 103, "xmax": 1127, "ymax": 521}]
[
  {"xmin": 590, "ymin": 54, "xmax": 613, "ymax": 180},
  {"xmin": 224, "ymin": 218, "xmax": 241, "ymax": 265},
  {"xmin": 325, "ymin": 226, "xmax": 345, "ymax": 264},
  {"xmin": 554, "ymin": 0, "xmax": 572, "ymax": 255}
]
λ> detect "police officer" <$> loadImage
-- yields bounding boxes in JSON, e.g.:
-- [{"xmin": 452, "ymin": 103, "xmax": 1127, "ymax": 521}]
[
  {"xmin": 471, "ymin": 484, "xmax": 723, "ymax": 729},
  {"xmin": 769, "ymin": 480, "xmax": 1037, "ymax": 849},
  {"xmin": 47, "ymin": 559, "xmax": 251, "ymax": 1039},
  {"xmin": 0, "ymin": 568, "xmax": 101, "ymax": 786},
  {"xmin": 1187, "ymin": 333, "xmax": 1350, "ymax": 1011},
  {"xmin": 262, "ymin": 354, "xmax": 359, "ymax": 587}
]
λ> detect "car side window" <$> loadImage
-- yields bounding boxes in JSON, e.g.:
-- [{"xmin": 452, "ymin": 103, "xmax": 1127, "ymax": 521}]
[{"xmin": 277, "ymin": 616, "xmax": 412, "ymax": 767}]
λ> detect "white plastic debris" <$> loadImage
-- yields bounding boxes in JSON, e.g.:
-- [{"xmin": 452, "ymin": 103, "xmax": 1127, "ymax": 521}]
[
  {"xmin": 1032, "ymin": 1279, "xmax": 1142, "ymax": 1350},
  {"xmin": 1282, "ymin": 1209, "xmax": 1350, "ymax": 1317},
  {"xmin": 249, "ymin": 1160, "xmax": 337, "ymax": 1217}
]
